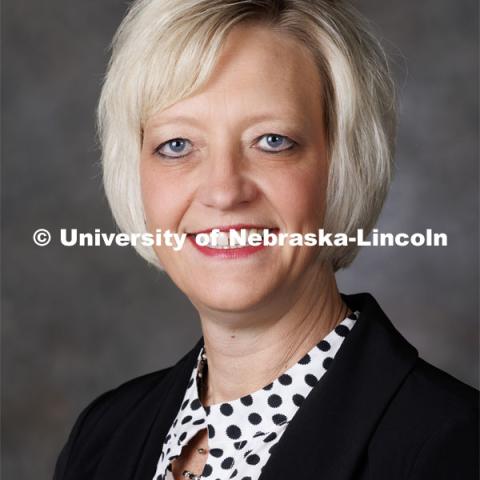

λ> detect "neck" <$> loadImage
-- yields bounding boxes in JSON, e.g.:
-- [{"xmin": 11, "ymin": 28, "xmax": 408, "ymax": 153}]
[{"xmin": 197, "ymin": 264, "xmax": 348, "ymax": 406}]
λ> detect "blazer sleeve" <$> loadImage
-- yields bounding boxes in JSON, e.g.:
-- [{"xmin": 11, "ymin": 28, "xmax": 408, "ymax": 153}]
[
  {"xmin": 53, "ymin": 389, "xmax": 116, "ymax": 480},
  {"xmin": 408, "ymin": 413, "xmax": 479, "ymax": 480}
]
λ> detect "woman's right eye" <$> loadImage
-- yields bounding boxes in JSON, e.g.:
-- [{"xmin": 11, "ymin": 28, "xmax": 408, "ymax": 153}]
[{"xmin": 155, "ymin": 138, "xmax": 193, "ymax": 158}]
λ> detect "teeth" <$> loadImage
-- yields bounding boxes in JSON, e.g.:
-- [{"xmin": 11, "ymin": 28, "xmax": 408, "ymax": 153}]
[
  {"xmin": 217, "ymin": 232, "xmax": 229, "ymax": 247},
  {"xmin": 229, "ymin": 232, "xmax": 243, "ymax": 247},
  {"xmin": 195, "ymin": 228, "xmax": 270, "ymax": 249}
]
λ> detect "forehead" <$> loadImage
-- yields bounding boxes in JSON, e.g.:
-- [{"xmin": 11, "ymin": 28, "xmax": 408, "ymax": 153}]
[{"xmin": 147, "ymin": 24, "xmax": 324, "ymax": 127}]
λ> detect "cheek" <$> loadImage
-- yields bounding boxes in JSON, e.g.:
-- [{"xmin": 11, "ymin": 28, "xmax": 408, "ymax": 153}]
[
  {"xmin": 264, "ymin": 163, "xmax": 328, "ymax": 227},
  {"xmin": 140, "ymin": 160, "xmax": 183, "ymax": 230}
]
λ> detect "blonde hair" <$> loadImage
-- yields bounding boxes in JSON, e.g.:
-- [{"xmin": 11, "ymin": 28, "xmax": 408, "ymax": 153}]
[{"xmin": 98, "ymin": 0, "xmax": 396, "ymax": 271}]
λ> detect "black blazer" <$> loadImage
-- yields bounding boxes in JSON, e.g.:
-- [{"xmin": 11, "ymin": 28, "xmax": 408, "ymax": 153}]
[{"xmin": 54, "ymin": 293, "xmax": 479, "ymax": 479}]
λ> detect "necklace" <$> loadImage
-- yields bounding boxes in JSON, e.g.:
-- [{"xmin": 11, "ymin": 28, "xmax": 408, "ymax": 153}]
[{"xmin": 181, "ymin": 350, "xmax": 208, "ymax": 479}]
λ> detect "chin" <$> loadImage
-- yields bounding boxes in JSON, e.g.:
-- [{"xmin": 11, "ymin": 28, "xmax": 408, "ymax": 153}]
[{"xmin": 189, "ymin": 276, "xmax": 280, "ymax": 314}]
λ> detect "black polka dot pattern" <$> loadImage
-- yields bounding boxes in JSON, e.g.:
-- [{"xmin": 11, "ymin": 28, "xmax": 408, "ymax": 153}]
[
  {"xmin": 234, "ymin": 440, "xmax": 247, "ymax": 450},
  {"xmin": 272, "ymin": 414, "xmax": 287, "ymax": 426},
  {"xmin": 221, "ymin": 457, "xmax": 235, "ymax": 469},
  {"xmin": 292, "ymin": 394, "xmax": 304, "ymax": 407},
  {"xmin": 210, "ymin": 448, "xmax": 223, "ymax": 457},
  {"xmin": 304, "ymin": 374, "xmax": 318, "ymax": 387},
  {"xmin": 317, "ymin": 340, "xmax": 331, "ymax": 352},
  {"xmin": 246, "ymin": 454, "xmax": 260, "ymax": 465},
  {"xmin": 278, "ymin": 374, "xmax": 292, "ymax": 385},
  {"xmin": 153, "ymin": 311, "xmax": 359, "ymax": 480},
  {"xmin": 264, "ymin": 432, "xmax": 277, "ymax": 443},
  {"xmin": 226, "ymin": 425, "xmax": 242, "ymax": 440},
  {"xmin": 334, "ymin": 324, "xmax": 351, "ymax": 337},
  {"xmin": 323, "ymin": 357, "xmax": 334, "ymax": 370},
  {"xmin": 220, "ymin": 403, "xmax": 234, "ymax": 416},
  {"xmin": 248, "ymin": 413, "xmax": 262, "ymax": 425},
  {"xmin": 191, "ymin": 399, "xmax": 202, "ymax": 410},
  {"xmin": 298, "ymin": 353, "xmax": 311, "ymax": 365},
  {"xmin": 267, "ymin": 394, "xmax": 282, "ymax": 408},
  {"xmin": 202, "ymin": 464, "xmax": 212, "ymax": 477}
]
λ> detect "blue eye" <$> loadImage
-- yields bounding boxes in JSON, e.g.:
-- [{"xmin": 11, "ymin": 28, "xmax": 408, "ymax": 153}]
[
  {"xmin": 155, "ymin": 138, "xmax": 193, "ymax": 158},
  {"xmin": 257, "ymin": 134, "xmax": 295, "ymax": 152}
]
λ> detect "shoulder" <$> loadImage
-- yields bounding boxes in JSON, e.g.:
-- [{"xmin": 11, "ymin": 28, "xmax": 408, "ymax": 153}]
[
  {"xmin": 394, "ymin": 356, "xmax": 478, "ymax": 431},
  {"xmin": 369, "ymin": 356, "xmax": 479, "ymax": 479},
  {"xmin": 54, "ymin": 367, "xmax": 173, "ymax": 479},
  {"xmin": 79, "ymin": 366, "xmax": 175, "ymax": 430},
  {"xmin": 53, "ymin": 337, "xmax": 204, "ymax": 479},
  {"xmin": 408, "ymin": 357, "xmax": 478, "ymax": 413}
]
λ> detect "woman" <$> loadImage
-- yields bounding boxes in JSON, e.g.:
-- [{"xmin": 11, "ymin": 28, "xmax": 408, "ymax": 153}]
[{"xmin": 54, "ymin": 0, "xmax": 478, "ymax": 479}]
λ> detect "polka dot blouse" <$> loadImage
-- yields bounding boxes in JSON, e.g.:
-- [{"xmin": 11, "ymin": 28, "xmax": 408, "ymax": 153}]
[{"xmin": 153, "ymin": 310, "xmax": 359, "ymax": 480}]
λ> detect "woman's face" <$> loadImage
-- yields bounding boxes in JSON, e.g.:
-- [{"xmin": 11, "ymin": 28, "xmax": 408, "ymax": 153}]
[{"xmin": 140, "ymin": 24, "xmax": 329, "ymax": 314}]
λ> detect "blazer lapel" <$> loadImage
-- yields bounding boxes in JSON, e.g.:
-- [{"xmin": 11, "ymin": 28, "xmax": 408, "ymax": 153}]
[
  {"xmin": 133, "ymin": 338, "xmax": 205, "ymax": 480},
  {"xmin": 259, "ymin": 293, "xmax": 419, "ymax": 480}
]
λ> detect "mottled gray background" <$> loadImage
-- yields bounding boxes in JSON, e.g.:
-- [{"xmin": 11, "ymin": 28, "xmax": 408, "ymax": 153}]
[{"xmin": 2, "ymin": 0, "xmax": 478, "ymax": 478}]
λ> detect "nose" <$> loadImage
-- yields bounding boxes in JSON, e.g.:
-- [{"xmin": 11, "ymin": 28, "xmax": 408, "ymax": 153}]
[{"xmin": 196, "ymin": 148, "xmax": 258, "ymax": 211}]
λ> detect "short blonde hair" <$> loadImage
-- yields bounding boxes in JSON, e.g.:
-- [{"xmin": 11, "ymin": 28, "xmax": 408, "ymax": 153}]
[{"xmin": 98, "ymin": 0, "xmax": 396, "ymax": 271}]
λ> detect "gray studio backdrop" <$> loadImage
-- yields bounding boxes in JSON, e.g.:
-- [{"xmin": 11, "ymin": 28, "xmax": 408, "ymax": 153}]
[{"xmin": 2, "ymin": 0, "xmax": 478, "ymax": 478}]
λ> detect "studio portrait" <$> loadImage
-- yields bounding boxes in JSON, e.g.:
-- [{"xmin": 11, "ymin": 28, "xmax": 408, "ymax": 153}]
[{"xmin": 2, "ymin": 0, "xmax": 479, "ymax": 479}]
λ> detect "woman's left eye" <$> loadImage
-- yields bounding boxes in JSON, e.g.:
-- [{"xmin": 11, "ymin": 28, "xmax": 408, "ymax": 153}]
[{"xmin": 256, "ymin": 134, "xmax": 296, "ymax": 153}]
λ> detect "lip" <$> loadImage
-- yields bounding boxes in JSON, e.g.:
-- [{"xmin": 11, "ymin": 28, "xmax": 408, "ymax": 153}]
[{"xmin": 187, "ymin": 224, "xmax": 279, "ymax": 259}]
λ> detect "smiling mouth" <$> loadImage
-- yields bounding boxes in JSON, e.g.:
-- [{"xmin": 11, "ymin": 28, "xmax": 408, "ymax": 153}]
[{"xmin": 187, "ymin": 225, "xmax": 278, "ymax": 250}]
